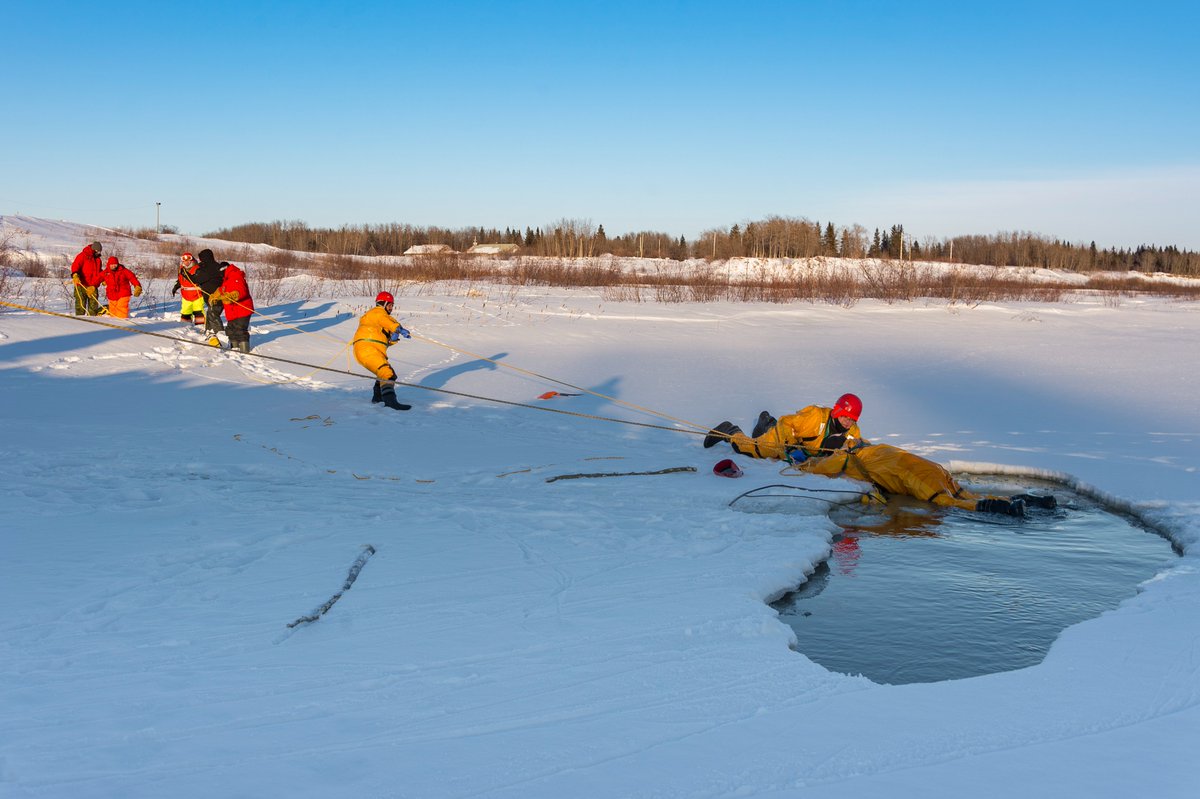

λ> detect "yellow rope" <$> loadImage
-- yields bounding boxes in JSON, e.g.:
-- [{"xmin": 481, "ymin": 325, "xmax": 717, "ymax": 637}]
[
  {"xmin": 409, "ymin": 333, "xmax": 714, "ymax": 433},
  {"xmin": 184, "ymin": 267, "xmax": 714, "ymax": 433},
  {"xmin": 0, "ymin": 299, "xmax": 710, "ymax": 439},
  {"xmin": 208, "ymin": 279, "xmax": 715, "ymax": 432},
  {"xmin": 88, "ymin": 263, "xmax": 715, "ymax": 432}
]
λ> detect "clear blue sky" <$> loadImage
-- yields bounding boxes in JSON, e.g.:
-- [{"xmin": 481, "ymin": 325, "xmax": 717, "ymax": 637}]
[{"xmin": 5, "ymin": 0, "xmax": 1198, "ymax": 249}]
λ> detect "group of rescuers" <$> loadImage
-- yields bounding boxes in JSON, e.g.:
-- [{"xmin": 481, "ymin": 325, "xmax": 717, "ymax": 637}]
[
  {"xmin": 703, "ymin": 396, "xmax": 1057, "ymax": 517},
  {"xmin": 70, "ymin": 242, "xmax": 255, "ymax": 353},
  {"xmin": 71, "ymin": 242, "xmax": 410, "ymax": 409},
  {"xmin": 70, "ymin": 241, "xmax": 1053, "ymax": 516}
]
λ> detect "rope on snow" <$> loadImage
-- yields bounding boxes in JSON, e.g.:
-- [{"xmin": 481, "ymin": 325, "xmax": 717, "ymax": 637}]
[
  {"xmin": 287, "ymin": 545, "xmax": 377, "ymax": 628},
  {"xmin": 727, "ymin": 483, "xmax": 876, "ymax": 509},
  {"xmin": 545, "ymin": 466, "xmax": 696, "ymax": 483}
]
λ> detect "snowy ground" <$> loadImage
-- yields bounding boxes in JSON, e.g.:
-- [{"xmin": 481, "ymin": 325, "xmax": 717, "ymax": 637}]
[{"xmin": 2, "ymin": 218, "xmax": 1198, "ymax": 797}]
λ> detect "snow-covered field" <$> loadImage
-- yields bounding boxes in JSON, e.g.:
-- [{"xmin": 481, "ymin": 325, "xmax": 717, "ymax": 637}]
[{"xmin": 2, "ymin": 217, "xmax": 1198, "ymax": 797}]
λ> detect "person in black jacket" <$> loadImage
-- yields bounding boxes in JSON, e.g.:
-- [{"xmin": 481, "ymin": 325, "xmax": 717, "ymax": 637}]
[{"xmin": 191, "ymin": 249, "xmax": 226, "ymax": 344}]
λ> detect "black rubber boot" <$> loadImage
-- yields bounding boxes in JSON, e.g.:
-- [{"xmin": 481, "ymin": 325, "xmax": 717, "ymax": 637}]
[
  {"xmin": 380, "ymin": 384, "xmax": 411, "ymax": 411},
  {"xmin": 751, "ymin": 411, "xmax": 777, "ymax": 438},
  {"xmin": 703, "ymin": 421, "xmax": 741, "ymax": 449},
  {"xmin": 371, "ymin": 381, "xmax": 383, "ymax": 404},
  {"xmin": 976, "ymin": 498, "xmax": 1026, "ymax": 517},
  {"xmin": 1014, "ymin": 493, "xmax": 1057, "ymax": 510}
]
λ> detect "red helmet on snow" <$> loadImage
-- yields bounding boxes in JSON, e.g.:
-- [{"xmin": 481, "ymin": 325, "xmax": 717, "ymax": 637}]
[
  {"xmin": 376, "ymin": 291, "xmax": 395, "ymax": 305},
  {"xmin": 831, "ymin": 393, "xmax": 863, "ymax": 421}
]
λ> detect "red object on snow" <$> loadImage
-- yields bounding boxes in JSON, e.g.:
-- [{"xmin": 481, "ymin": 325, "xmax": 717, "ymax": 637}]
[{"xmin": 712, "ymin": 459, "xmax": 743, "ymax": 478}]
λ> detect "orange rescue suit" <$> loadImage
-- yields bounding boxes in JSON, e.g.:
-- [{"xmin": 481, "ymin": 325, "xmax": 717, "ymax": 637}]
[
  {"xmin": 353, "ymin": 305, "xmax": 403, "ymax": 380},
  {"xmin": 729, "ymin": 404, "xmax": 868, "ymax": 461},
  {"xmin": 796, "ymin": 443, "xmax": 1001, "ymax": 511}
]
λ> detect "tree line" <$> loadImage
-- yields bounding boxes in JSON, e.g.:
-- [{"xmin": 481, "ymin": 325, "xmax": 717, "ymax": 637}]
[{"xmin": 205, "ymin": 216, "xmax": 1200, "ymax": 275}]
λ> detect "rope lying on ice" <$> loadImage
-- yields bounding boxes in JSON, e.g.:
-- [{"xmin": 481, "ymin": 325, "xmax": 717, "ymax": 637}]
[
  {"xmin": 727, "ymin": 484, "xmax": 878, "ymax": 508},
  {"xmin": 407, "ymin": 336, "xmax": 711, "ymax": 433},
  {"xmin": 287, "ymin": 545, "xmax": 377, "ymax": 628},
  {"xmin": 0, "ymin": 299, "xmax": 709, "ymax": 439},
  {"xmin": 544, "ymin": 466, "xmax": 696, "ymax": 483}
]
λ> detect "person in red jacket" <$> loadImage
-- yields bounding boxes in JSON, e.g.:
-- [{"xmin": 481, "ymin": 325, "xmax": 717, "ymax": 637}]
[
  {"xmin": 171, "ymin": 252, "xmax": 205, "ymax": 326},
  {"xmin": 70, "ymin": 241, "xmax": 106, "ymax": 316},
  {"xmin": 209, "ymin": 261, "xmax": 255, "ymax": 352},
  {"xmin": 99, "ymin": 256, "xmax": 143, "ymax": 318}
]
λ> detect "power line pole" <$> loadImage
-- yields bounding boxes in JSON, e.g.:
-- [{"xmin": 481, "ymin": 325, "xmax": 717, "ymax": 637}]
[{"xmin": 156, "ymin": 202, "xmax": 161, "ymax": 235}]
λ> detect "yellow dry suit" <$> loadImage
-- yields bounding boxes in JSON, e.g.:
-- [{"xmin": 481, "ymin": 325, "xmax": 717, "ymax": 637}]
[
  {"xmin": 795, "ymin": 443, "xmax": 1006, "ymax": 512},
  {"xmin": 729, "ymin": 405, "xmax": 867, "ymax": 461},
  {"xmin": 352, "ymin": 305, "xmax": 403, "ymax": 380}
]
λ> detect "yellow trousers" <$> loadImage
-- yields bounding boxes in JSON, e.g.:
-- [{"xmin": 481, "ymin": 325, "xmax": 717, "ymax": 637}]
[
  {"xmin": 107, "ymin": 297, "xmax": 131, "ymax": 318},
  {"xmin": 180, "ymin": 297, "xmax": 205, "ymax": 319},
  {"xmin": 802, "ymin": 444, "xmax": 998, "ymax": 511},
  {"xmin": 354, "ymin": 341, "xmax": 395, "ymax": 381}
]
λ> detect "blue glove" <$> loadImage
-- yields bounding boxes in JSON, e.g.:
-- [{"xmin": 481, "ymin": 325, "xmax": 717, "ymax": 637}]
[
  {"xmin": 786, "ymin": 449, "xmax": 808, "ymax": 463},
  {"xmin": 397, "ymin": 326, "xmax": 411, "ymax": 339}
]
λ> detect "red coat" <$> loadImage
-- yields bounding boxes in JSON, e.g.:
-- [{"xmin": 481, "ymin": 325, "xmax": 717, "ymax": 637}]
[
  {"xmin": 71, "ymin": 246, "xmax": 104, "ymax": 287},
  {"xmin": 219, "ymin": 263, "xmax": 255, "ymax": 320},
  {"xmin": 177, "ymin": 264, "xmax": 202, "ymax": 301},
  {"xmin": 100, "ymin": 264, "xmax": 142, "ymax": 300}
]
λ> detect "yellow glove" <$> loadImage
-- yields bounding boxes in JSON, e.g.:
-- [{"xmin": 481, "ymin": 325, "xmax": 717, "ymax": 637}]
[
  {"xmin": 72, "ymin": 274, "xmax": 83, "ymax": 286},
  {"xmin": 133, "ymin": 286, "xmax": 143, "ymax": 297},
  {"xmin": 210, "ymin": 291, "xmax": 227, "ymax": 303},
  {"xmin": 84, "ymin": 286, "xmax": 97, "ymax": 297}
]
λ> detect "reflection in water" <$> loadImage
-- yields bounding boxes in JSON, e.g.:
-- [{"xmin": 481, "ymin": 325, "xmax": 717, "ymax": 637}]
[
  {"xmin": 827, "ymin": 496, "xmax": 945, "ymax": 576},
  {"xmin": 769, "ymin": 483, "xmax": 1175, "ymax": 684}
]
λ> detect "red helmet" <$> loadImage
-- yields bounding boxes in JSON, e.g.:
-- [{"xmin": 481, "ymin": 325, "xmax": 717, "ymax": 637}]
[
  {"xmin": 180, "ymin": 252, "xmax": 194, "ymax": 263},
  {"xmin": 831, "ymin": 393, "xmax": 863, "ymax": 421},
  {"xmin": 375, "ymin": 291, "xmax": 395, "ymax": 305}
]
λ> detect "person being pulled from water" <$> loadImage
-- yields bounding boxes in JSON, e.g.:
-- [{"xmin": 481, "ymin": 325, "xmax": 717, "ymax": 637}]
[
  {"xmin": 704, "ymin": 392, "xmax": 869, "ymax": 461},
  {"xmin": 794, "ymin": 442, "xmax": 1056, "ymax": 517}
]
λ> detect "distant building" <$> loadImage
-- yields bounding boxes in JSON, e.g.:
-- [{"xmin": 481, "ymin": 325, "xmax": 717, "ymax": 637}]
[
  {"xmin": 466, "ymin": 242, "xmax": 521, "ymax": 256},
  {"xmin": 404, "ymin": 244, "xmax": 456, "ymax": 255}
]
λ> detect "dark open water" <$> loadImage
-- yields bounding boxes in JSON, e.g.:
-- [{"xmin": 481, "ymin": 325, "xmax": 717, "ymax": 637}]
[{"xmin": 768, "ymin": 481, "xmax": 1177, "ymax": 684}]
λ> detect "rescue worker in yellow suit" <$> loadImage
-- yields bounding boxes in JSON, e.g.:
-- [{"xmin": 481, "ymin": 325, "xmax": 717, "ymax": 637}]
[
  {"xmin": 794, "ymin": 443, "xmax": 1056, "ymax": 516},
  {"xmin": 352, "ymin": 291, "xmax": 412, "ymax": 411},
  {"xmin": 704, "ymin": 393, "xmax": 869, "ymax": 461}
]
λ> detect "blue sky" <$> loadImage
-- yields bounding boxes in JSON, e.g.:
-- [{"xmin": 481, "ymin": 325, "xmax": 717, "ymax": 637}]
[{"xmin": 5, "ymin": 0, "xmax": 1198, "ymax": 249}]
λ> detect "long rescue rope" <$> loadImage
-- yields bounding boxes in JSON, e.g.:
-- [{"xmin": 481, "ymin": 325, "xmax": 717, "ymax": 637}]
[
  {"xmin": 0, "ymin": 298, "xmax": 710, "ymax": 439},
  {"xmin": 187, "ymin": 276, "xmax": 713, "ymax": 432}
]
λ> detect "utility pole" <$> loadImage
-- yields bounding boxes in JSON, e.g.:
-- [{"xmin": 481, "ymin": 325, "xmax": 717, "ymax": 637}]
[{"xmin": 156, "ymin": 202, "xmax": 161, "ymax": 234}]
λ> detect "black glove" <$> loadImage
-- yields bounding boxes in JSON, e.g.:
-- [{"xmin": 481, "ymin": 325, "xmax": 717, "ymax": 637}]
[{"xmin": 171, "ymin": 282, "xmax": 180, "ymax": 296}]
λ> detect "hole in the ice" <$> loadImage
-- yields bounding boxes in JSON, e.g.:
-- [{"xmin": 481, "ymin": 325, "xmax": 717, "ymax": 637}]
[{"xmin": 768, "ymin": 479, "xmax": 1178, "ymax": 685}]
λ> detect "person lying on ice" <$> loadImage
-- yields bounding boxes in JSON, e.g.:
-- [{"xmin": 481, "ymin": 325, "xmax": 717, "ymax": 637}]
[
  {"xmin": 703, "ymin": 393, "xmax": 868, "ymax": 461},
  {"xmin": 793, "ymin": 443, "xmax": 1056, "ymax": 517},
  {"xmin": 352, "ymin": 291, "xmax": 412, "ymax": 411}
]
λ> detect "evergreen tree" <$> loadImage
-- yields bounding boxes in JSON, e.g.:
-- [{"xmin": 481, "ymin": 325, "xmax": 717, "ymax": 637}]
[{"xmin": 888, "ymin": 224, "xmax": 904, "ymax": 258}]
